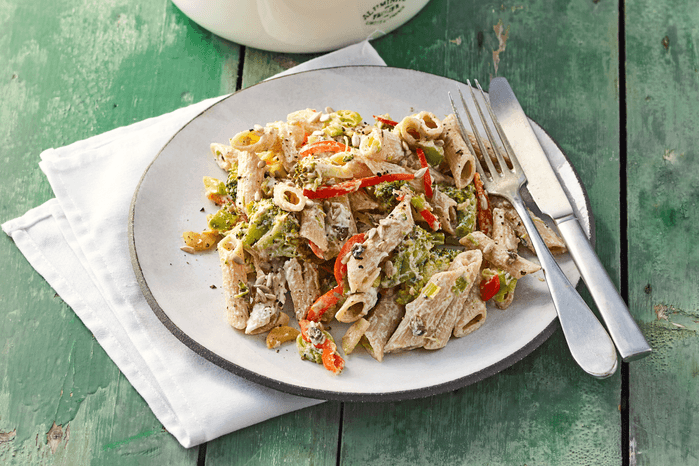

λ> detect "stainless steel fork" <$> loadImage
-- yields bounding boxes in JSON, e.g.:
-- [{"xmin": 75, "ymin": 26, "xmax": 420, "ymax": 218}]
[{"xmin": 449, "ymin": 81, "xmax": 618, "ymax": 378}]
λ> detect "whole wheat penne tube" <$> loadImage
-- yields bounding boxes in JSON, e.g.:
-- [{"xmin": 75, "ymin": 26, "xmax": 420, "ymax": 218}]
[
  {"xmin": 335, "ymin": 288, "xmax": 379, "ymax": 323},
  {"xmin": 342, "ymin": 318, "xmax": 371, "ymax": 355},
  {"xmin": 384, "ymin": 268, "xmax": 464, "ymax": 353},
  {"xmin": 394, "ymin": 115, "xmax": 422, "ymax": 147},
  {"xmin": 424, "ymin": 250, "xmax": 482, "ymax": 350},
  {"xmin": 492, "ymin": 207, "xmax": 519, "ymax": 251},
  {"xmin": 299, "ymin": 203, "xmax": 328, "ymax": 253},
  {"xmin": 211, "ymin": 143, "xmax": 236, "ymax": 171},
  {"xmin": 453, "ymin": 287, "xmax": 487, "ymax": 338},
  {"xmin": 273, "ymin": 183, "xmax": 306, "ymax": 212},
  {"xmin": 217, "ymin": 235, "xmax": 250, "ymax": 330},
  {"xmin": 460, "ymin": 231, "xmax": 541, "ymax": 279},
  {"xmin": 235, "ymin": 150, "xmax": 266, "ymax": 213},
  {"xmin": 430, "ymin": 188, "xmax": 458, "ymax": 236},
  {"xmin": 347, "ymin": 197, "xmax": 414, "ymax": 293},
  {"xmin": 283, "ymin": 258, "xmax": 320, "ymax": 321},
  {"xmin": 323, "ymin": 195, "xmax": 358, "ymax": 259},
  {"xmin": 348, "ymin": 189, "xmax": 381, "ymax": 212},
  {"xmin": 490, "ymin": 197, "xmax": 567, "ymax": 255},
  {"xmin": 361, "ymin": 288, "xmax": 405, "ymax": 362},
  {"xmin": 415, "ymin": 111, "xmax": 444, "ymax": 139},
  {"xmin": 442, "ymin": 114, "xmax": 476, "ymax": 189}
]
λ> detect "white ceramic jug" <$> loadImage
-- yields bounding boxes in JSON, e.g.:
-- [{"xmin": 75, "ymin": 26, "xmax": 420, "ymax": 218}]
[{"xmin": 171, "ymin": 0, "xmax": 431, "ymax": 53}]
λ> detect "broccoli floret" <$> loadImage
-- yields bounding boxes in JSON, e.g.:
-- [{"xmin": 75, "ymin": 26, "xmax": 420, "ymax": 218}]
[
  {"xmin": 373, "ymin": 180, "xmax": 412, "ymax": 210},
  {"xmin": 241, "ymin": 199, "xmax": 277, "ymax": 246},
  {"xmin": 395, "ymin": 248, "xmax": 460, "ymax": 305},
  {"xmin": 239, "ymin": 199, "xmax": 300, "ymax": 258},
  {"xmin": 256, "ymin": 211, "xmax": 300, "ymax": 258},
  {"xmin": 207, "ymin": 208, "xmax": 238, "ymax": 233},
  {"xmin": 380, "ymin": 225, "xmax": 446, "ymax": 291},
  {"xmin": 441, "ymin": 184, "xmax": 477, "ymax": 237}
]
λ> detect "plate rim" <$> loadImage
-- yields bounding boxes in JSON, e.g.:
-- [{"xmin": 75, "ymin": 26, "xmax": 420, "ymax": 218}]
[{"xmin": 128, "ymin": 65, "xmax": 593, "ymax": 402}]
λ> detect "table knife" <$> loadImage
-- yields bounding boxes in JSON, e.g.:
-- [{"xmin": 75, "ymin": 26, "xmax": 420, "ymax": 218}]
[{"xmin": 488, "ymin": 77, "xmax": 652, "ymax": 362}]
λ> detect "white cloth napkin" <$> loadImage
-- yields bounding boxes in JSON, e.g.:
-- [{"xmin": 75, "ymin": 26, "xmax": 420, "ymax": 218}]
[{"xmin": 2, "ymin": 40, "xmax": 386, "ymax": 448}]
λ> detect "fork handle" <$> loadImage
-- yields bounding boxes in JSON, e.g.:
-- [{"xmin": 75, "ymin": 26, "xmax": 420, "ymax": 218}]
[
  {"xmin": 510, "ymin": 196, "xmax": 618, "ymax": 378},
  {"xmin": 554, "ymin": 217, "xmax": 652, "ymax": 362}
]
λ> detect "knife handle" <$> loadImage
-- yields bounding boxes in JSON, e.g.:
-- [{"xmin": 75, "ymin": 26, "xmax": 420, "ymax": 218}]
[
  {"xmin": 555, "ymin": 216, "xmax": 652, "ymax": 362},
  {"xmin": 510, "ymin": 197, "xmax": 618, "ymax": 378}
]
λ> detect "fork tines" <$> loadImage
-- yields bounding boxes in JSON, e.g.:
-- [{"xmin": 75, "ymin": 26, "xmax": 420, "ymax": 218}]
[{"xmin": 448, "ymin": 80, "xmax": 517, "ymax": 181}]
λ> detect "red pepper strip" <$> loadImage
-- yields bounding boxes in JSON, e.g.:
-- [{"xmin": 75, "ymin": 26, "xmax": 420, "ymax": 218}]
[
  {"xmin": 334, "ymin": 233, "xmax": 367, "ymax": 284},
  {"xmin": 308, "ymin": 239, "xmax": 325, "ymax": 260},
  {"xmin": 373, "ymin": 115, "xmax": 398, "ymax": 127},
  {"xmin": 301, "ymin": 131, "xmax": 309, "ymax": 146},
  {"xmin": 358, "ymin": 172, "xmax": 414, "ymax": 188},
  {"xmin": 298, "ymin": 320, "xmax": 313, "ymax": 342},
  {"xmin": 473, "ymin": 173, "xmax": 493, "ymax": 236},
  {"xmin": 416, "ymin": 148, "xmax": 433, "ymax": 198},
  {"xmin": 304, "ymin": 179, "xmax": 362, "ymax": 199},
  {"xmin": 306, "ymin": 284, "xmax": 344, "ymax": 322},
  {"xmin": 418, "ymin": 208, "xmax": 441, "ymax": 231},
  {"xmin": 303, "ymin": 173, "xmax": 415, "ymax": 200},
  {"xmin": 299, "ymin": 140, "xmax": 350, "ymax": 158},
  {"xmin": 321, "ymin": 345, "xmax": 345, "ymax": 375},
  {"xmin": 480, "ymin": 274, "xmax": 501, "ymax": 301},
  {"xmin": 298, "ymin": 320, "xmax": 345, "ymax": 374}
]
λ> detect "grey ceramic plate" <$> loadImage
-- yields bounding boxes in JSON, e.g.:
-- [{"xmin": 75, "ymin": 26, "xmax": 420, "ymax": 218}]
[{"xmin": 129, "ymin": 66, "xmax": 592, "ymax": 401}]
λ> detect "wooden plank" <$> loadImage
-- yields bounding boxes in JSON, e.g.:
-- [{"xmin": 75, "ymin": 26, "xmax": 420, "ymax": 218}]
[
  {"xmin": 340, "ymin": 0, "xmax": 624, "ymax": 463},
  {"xmin": 204, "ymin": 402, "xmax": 341, "ymax": 466},
  {"xmin": 202, "ymin": 45, "xmax": 343, "ymax": 466},
  {"xmin": 241, "ymin": 48, "xmax": 319, "ymax": 89},
  {"xmin": 625, "ymin": 0, "xmax": 699, "ymax": 464},
  {"xmin": 0, "ymin": 0, "xmax": 242, "ymax": 463}
]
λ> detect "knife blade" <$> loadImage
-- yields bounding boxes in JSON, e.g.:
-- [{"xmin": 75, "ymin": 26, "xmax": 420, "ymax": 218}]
[{"xmin": 488, "ymin": 77, "xmax": 652, "ymax": 362}]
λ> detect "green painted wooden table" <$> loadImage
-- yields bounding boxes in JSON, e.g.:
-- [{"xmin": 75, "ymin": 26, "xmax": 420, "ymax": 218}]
[{"xmin": 1, "ymin": 0, "xmax": 697, "ymax": 464}]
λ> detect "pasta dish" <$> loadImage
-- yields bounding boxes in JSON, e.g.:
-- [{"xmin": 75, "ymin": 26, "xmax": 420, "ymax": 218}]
[{"xmin": 181, "ymin": 107, "xmax": 566, "ymax": 375}]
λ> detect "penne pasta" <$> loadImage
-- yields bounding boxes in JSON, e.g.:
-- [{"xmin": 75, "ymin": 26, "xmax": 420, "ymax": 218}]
[
  {"xmin": 284, "ymin": 258, "xmax": 320, "ymax": 321},
  {"xmin": 210, "ymin": 143, "xmax": 236, "ymax": 171},
  {"xmin": 384, "ymin": 268, "xmax": 465, "ymax": 353},
  {"xmin": 424, "ymin": 250, "xmax": 482, "ymax": 350},
  {"xmin": 342, "ymin": 318, "xmax": 371, "ymax": 355},
  {"xmin": 453, "ymin": 286, "xmax": 487, "ymax": 338},
  {"xmin": 491, "ymin": 207, "xmax": 519, "ymax": 251},
  {"xmin": 414, "ymin": 111, "xmax": 444, "ymax": 140},
  {"xmin": 273, "ymin": 183, "xmax": 306, "ymax": 212},
  {"xmin": 299, "ymin": 203, "xmax": 328, "ymax": 253},
  {"xmin": 442, "ymin": 114, "xmax": 477, "ymax": 189},
  {"xmin": 235, "ymin": 150, "xmax": 266, "ymax": 213},
  {"xmin": 490, "ymin": 197, "xmax": 567, "ymax": 255},
  {"xmin": 361, "ymin": 288, "xmax": 405, "ymax": 362},
  {"xmin": 346, "ymin": 197, "xmax": 414, "ymax": 293},
  {"xmin": 430, "ymin": 188, "xmax": 458, "ymax": 236},
  {"xmin": 217, "ymin": 235, "xmax": 250, "ymax": 330},
  {"xmin": 335, "ymin": 288, "xmax": 379, "ymax": 323},
  {"xmin": 460, "ymin": 231, "xmax": 541, "ymax": 279}
]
